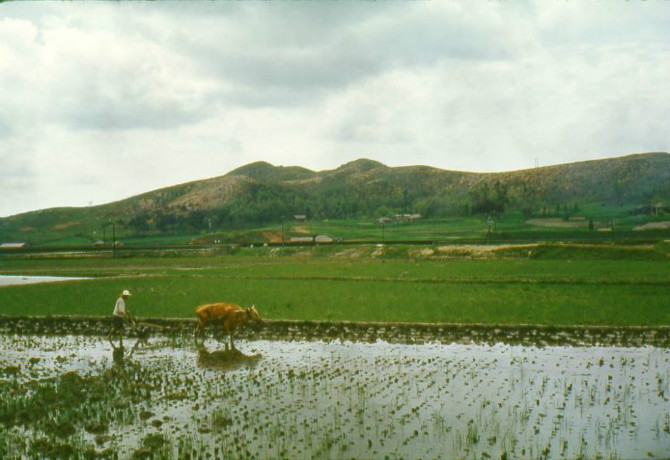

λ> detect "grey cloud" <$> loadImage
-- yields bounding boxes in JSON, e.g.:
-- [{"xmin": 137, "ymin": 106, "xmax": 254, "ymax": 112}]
[
  {"xmin": 48, "ymin": 45, "xmax": 215, "ymax": 131},
  {"xmin": 536, "ymin": 2, "xmax": 670, "ymax": 48},
  {"xmin": 54, "ymin": 87, "xmax": 213, "ymax": 132},
  {"xmin": 171, "ymin": 3, "xmax": 519, "ymax": 109},
  {"xmin": 0, "ymin": 116, "xmax": 12, "ymax": 139},
  {"xmin": 0, "ymin": 160, "xmax": 34, "ymax": 185},
  {"xmin": 2, "ymin": 5, "xmax": 219, "ymax": 132},
  {"xmin": 0, "ymin": 146, "xmax": 38, "ymax": 213}
]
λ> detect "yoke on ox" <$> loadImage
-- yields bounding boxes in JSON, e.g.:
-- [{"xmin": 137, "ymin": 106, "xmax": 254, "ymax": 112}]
[{"xmin": 194, "ymin": 302, "xmax": 261, "ymax": 350}]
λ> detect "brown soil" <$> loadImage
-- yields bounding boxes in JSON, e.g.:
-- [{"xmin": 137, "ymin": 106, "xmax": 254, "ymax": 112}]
[
  {"xmin": 52, "ymin": 221, "xmax": 80, "ymax": 230},
  {"xmin": 262, "ymin": 231, "xmax": 283, "ymax": 243}
]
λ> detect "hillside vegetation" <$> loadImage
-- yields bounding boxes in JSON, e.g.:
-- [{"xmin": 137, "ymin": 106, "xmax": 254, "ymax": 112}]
[{"xmin": 1, "ymin": 152, "xmax": 669, "ymax": 246}]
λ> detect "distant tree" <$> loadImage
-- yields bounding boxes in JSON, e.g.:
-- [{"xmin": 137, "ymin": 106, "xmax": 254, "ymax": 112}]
[
  {"xmin": 520, "ymin": 205, "xmax": 534, "ymax": 219},
  {"xmin": 187, "ymin": 210, "xmax": 208, "ymax": 231},
  {"xmin": 128, "ymin": 213, "xmax": 150, "ymax": 236},
  {"xmin": 156, "ymin": 212, "xmax": 178, "ymax": 234},
  {"xmin": 374, "ymin": 206, "xmax": 393, "ymax": 218},
  {"xmin": 470, "ymin": 181, "xmax": 507, "ymax": 217}
]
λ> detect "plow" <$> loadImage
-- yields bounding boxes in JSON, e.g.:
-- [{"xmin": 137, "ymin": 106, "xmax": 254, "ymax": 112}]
[{"xmin": 109, "ymin": 314, "xmax": 171, "ymax": 359}]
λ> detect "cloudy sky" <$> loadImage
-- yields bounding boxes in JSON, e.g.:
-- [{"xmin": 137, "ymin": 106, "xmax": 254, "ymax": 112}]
[{"xmin": 1, "ymin": 1, "xmax": 669, "ymax": 217}]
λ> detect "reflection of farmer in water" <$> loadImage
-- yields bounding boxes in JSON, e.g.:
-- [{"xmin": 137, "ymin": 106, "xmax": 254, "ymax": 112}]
[{"xmin": 107, "ymin": 289, "xmax": 132, "ymax": 347}]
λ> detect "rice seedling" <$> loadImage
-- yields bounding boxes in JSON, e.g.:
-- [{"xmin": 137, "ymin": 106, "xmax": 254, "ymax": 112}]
[{"xmin": 0, "ymin": 332, "xmax": 669, "ymax": 458}]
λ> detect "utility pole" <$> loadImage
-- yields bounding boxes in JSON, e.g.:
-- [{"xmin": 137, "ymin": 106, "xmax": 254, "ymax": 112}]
[
  {"xmin": 487, "ymin": 216, "xmax": 494, "ymax": 242},
  {"xmin": 112, "ymin": 223, "xmax": 116, "ymax": 259},
  {"xmin": 403, "ymin": 188, "xmax": 409, "ymax": 216}
]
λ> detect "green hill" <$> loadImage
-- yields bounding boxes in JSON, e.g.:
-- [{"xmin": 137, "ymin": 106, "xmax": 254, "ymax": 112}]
[{"xmin": 1, "ymin": 152, "xmax": 669, "ymax": 246}]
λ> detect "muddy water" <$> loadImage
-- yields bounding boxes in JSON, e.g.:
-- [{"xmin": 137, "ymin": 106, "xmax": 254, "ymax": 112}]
[{"xmin": 1, "ymin": 334, "xmax": 669, "ymax": 459}]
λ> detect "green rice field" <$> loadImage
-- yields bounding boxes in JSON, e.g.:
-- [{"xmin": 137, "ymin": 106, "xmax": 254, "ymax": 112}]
[{"xmin": 1, "ymin": 243, "xmax": 668, "ymax": 326}]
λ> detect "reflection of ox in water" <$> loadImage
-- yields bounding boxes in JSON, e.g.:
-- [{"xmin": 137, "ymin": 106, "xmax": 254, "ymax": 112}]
[
  {"xmin": 197, "ymin": 346, "xmax": 262, "ymax": 371},
  {"xmin": 194, "ymin": 302, "xmax": 262, "ymax": 351}
]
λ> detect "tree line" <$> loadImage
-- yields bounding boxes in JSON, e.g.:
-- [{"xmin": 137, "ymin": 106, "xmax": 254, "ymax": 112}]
[{"xmin": 120, "ymin": 180, "xmax": 598, "ymax": 236}]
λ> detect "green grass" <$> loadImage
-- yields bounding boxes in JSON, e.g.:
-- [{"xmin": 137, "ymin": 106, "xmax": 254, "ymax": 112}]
[{"xmin": 1, "ymin": 246, "xmax": 668, "ymax": 326}]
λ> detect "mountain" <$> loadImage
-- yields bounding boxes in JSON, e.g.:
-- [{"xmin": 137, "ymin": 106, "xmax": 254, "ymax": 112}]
[{"xmin": 1, "ymin": 152, "xmax": 669, "ymax": 244}]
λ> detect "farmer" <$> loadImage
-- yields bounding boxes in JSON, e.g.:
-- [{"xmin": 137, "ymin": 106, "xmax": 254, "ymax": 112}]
[{"xmin": 107, "ymin": 289, "xmax": 132, "ymax": 347}]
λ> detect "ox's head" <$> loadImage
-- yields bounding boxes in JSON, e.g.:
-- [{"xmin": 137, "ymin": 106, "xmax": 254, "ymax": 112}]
[{"xmin": 246, "ymin": 305, "xmax": 262, "ymax": 323}]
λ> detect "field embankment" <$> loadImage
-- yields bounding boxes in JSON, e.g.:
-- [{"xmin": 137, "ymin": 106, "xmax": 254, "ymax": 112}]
[{"xmin": 1, "ymin": 315, "xmax": 669, "ymax": 348}]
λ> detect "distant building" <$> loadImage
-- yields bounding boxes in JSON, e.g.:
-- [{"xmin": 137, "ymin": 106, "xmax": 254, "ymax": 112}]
[
  {"xmin": 1, "ymin": 242, "xmax": 27, "ymax": 250},
  {"xmin": 290, "ymin": 236, "xmax": 314, "ymax": 243},
  {"xmin": 377, "ymin": 217, "xmax": 393, "ymax": 224},
  {"xmin": 395, "ymin": 214, "xmax": 422, "ymax": 222},
  {"xmin": 294, "ymin": 215, "xmax": 307, "ymax": 222},
  {"xmin": 315, "ymin": 235, "xmax": 333, "ymax": 244}
]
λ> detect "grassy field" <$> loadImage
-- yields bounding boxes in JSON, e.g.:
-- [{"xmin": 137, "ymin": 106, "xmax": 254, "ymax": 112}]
[{"xmin": 1, "ymin": 243, "xmax": 668, "ymax": 326}]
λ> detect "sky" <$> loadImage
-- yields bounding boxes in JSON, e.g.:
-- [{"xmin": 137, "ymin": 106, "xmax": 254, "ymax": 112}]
[{"xmin": 1, "ymin": 1, "xmax": 669, "ymax": 217}]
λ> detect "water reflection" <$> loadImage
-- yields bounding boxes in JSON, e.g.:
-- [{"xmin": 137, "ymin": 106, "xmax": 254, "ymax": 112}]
[
  {"xmin": 197, "ymin": 345, "xmax": 262, "ymax": 371},
  {"xmin": 1, "ymin": 334, "xmax": 668, "ymax": 459},
  {"xmin": 112, "ymin": 345, "xmax": 125, "ymax": 364}
]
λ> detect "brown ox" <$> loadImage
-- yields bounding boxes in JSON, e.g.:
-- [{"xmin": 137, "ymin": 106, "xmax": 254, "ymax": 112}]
[{"xmin": 194, "ymin": 302, "xmax": 261, "ymax": 349}]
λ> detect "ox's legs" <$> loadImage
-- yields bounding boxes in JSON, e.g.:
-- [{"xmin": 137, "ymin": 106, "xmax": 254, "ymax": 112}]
[
  {"xmin": 194, "ymin": 316, "xmax": 203, "ymax": 336},
  {"xmin": 194, "ymin": 314, "xmax": 207, "ymax": 342},
  {"xmin": 194, "ymin": 324, "xmax": 205, "ymax": 346}
]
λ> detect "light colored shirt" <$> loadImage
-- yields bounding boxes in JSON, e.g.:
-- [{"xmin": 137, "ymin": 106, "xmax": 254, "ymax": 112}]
[{"xmin": 113, "ymin": 297, "xmax": 127, "ymax": 317}]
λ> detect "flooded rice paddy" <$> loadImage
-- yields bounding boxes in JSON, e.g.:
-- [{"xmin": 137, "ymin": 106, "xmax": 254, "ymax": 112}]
[
  {"xmin": 0, "ymin": 275, "xmax": 90, "ymax": 286},
  {"xmin": 1, "ymin": 333, "xmax": 669, "ymax": 459}
]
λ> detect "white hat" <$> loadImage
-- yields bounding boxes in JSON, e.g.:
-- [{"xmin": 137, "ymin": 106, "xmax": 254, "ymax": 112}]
[{"xmin": 122, "ymin": 290, "xmax": 132, "ymax": 296}]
